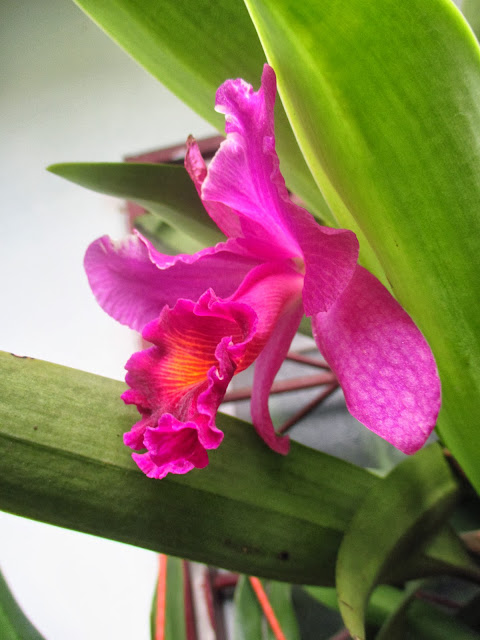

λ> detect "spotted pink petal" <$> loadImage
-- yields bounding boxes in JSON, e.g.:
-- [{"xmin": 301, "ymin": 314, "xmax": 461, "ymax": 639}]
[
  {"xmin": 312, "ymin": 266, "xmax": 441, "ymax": 454},
  {"xmin": 84, "ymin": 231, "xmax": 260, "ymax": 331},
  {"xmin": 202, "ymin": 64, "xmax": 358, "ymax": 311}
]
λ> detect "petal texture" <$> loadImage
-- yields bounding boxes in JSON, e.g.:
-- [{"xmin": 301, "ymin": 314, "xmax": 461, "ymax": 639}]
[
  {"xmin": 203, "ymin": 64, "xmax": 359, "ymax": 307},
  {"xmin": 312, "ymin": 266, "xmax": 441, "ymax": 454},
  {"xmin": 185, "ymin": 136, "xmax": 242, "ymax": 238},
  {"xmin": 84, "ymin": 231, "xmax": 259, "ymax": 331}
]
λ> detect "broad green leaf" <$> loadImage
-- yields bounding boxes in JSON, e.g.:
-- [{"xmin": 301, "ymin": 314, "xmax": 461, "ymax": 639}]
[
  {"xmin": 70, "ymin": 0, "xmax": 334, "ymax": 227},
  {"xmin": 0, "ymin": 350, "xmax": 375, "ymax": 585},
  {"xmin": 0, "ymin": 352, "xmax": 472, "ymax": 586},
  {"xmin": 234, "ymin": 577, "xmax": 300, "ymax": 640},
  {"xmin": 0, "ymin": 570, "xmax": 46, "ymax": 640},
  {"xmin": 244, "ymin": 0, "xmax": 480, "ymax": 494},
  {"xmin": 336, "ymin": 444, "xmax": 460, "ymax": 640},
  {"xmin": 48, "ymin": 162, "xmax": 221, "ymax": 247}
]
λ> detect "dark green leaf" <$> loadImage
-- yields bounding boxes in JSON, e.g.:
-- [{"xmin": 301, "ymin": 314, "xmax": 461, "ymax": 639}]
[
  {"xmin": 0, "ymin": 351, "xmax": 373, "ymax": 585},
  {"xmin": 336, "ymin": 444, "xmax": 460, "ymax": 639},
  {"xmin": 48, "ymin": 162, "xmax": 221, "ymax": 247}
]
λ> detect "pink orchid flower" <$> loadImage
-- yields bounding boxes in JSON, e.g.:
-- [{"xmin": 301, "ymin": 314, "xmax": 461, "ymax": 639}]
[{"xmin": 85, "ymin": 65, "xmax": 440, "ymax": 479}]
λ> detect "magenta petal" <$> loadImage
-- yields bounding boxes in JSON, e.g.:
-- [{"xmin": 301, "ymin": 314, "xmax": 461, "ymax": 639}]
[
  {"xmin": 296, "ymin": 217, "xmax": 359, "ymax": 314},
  {"xmin": 202, "ymin": 65, "xmax": 299, "ymax": 257},
  {"xmin": 121, "ymin": 289, "xmax": 263, "ymax": 479},
  {"xmin": 185, "ymin": 137, "xmax": 242, "ymax": 238},
  {"xmin": 132, "ymin": 415, "xmax": 209, "ymax": 479},
  {"xmin": 250, "ymin": 301, "xmax": 304, "ymax": 454},
  {"xmin": 312, "ymin": 266, "xmax": 441, "ymax": 454},
  {"xmin": 202, "ymin": 64, "xmax": 359, "ymax": 304},
  {"xmin": 84, "ymin": 231, "xmax": 259, "ymax": 331}
]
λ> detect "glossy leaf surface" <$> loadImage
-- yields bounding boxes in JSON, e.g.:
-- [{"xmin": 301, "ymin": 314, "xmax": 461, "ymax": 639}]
[
  {"xmin": 48, "ymin": 162, "xmax": 221, "ymax": 247},
  {"xmin": 244, "ymin": 0, "xmax": 480, "ymax": 492},
  {"xmin": 336, "ymin": 444, "xmax": 460, "ymax": 640}
]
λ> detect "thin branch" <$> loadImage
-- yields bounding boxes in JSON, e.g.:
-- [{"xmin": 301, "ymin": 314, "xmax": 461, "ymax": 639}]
[
  {"xmin": 277, "ymin": 382, "xmax": 340, "ymax": 435},
  {"xmin": 249, "ymin": 577, "xmax": 287, "ymax": 640},
  {"xmin": 223, "ymin": 373, "xmax": 337, "ymax": 403},
  {"xmin": 286, "ymin": 351, "xmax": 331, "ymax": 370},
  {"xmin": 155, "ymin": 554, "xmax": 168, "ymax": 640}
]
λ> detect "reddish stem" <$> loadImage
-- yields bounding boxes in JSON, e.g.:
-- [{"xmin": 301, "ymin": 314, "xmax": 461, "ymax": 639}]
[
  {"xmin": 182, "ymin": 561, "xmax": 197, "ymax": 640},
  {"xmin": 155, "ymin": 554, "xmax": 168, "ymax": 640},
  {"xmin": 212, "ymin": 573, "xmax": 239, "ymax": 591},
  {"xmin": 223, "ymin": 373, "xmax": 337, "ymax": 403},
  {"xmin": 249, "ymin": 577, "xmax": 288, "ymax": 640},
  {"xmin": 286, "ymin": 351, "xmax": 331, "ymax": 370},
  {"xmin": 277, "ymin": 382, "xmax": 339, "ymax": 435}
]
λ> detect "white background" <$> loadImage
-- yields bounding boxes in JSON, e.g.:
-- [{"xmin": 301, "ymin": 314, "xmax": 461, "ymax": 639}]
[{"xmin": 1, "ymin": 1, "xmax": 215, "ymax": 637}]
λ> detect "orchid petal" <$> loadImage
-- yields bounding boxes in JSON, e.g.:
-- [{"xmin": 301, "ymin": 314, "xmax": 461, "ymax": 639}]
[
  {"xmin": 250, "ymin": 300, "xmax": 304, "ymax": 454},
  {"xmin": 131, "ymin": 415, "xmax": 209, "ymax": 479},
  {"xmin": 84, "ymin": 231, "xmax": 259, "ymax": 331},
  {"xmin": 230, "ymin": 260, "xmax": 304, "ymax": 367},
  {"xmin": 185, "ymin": 136, "xmax": 242, "ymax": 238},
  {"xmin": 296, "ymin": 217, "xmax": 359, "ymax": 314},
  {"xmin": 121, "ymin": 290, "xmax": 260, "ymax": 477},
  {"xmin": 203, "ymin": 64, "xmax": 358, "ymax": 305},
  {"xmin": 203, "ymin": 65, "xmax": 297, "ymax": 257},
  {"xmin": 122, "ymin": 261, "xmax": 304, "ymax": 476},
  {"xmin": 312, "ymin": 266, "xmax": 441, "ymax": 454},
  {"xmin": 122, "ymin": 290, "xmax": 257, "ymax": 445}
]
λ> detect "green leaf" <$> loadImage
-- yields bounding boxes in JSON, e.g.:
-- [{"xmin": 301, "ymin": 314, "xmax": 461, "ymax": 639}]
[
  {"xmin": 0, "ymin": 352, "xmax": 471, "ymax": 586},
  {"xmin": 0, "ymin": 350, "xmax": 375, "ymax": 586},
  {"xmin": 0, "ymin": 569, "xmax": 46, "ymax": 640},
  {"xmin": 234, "ymin": 577, "xmax": 300, "ymax": 640},
  {"xmin": 336, "ymin": 444, "xmax": 460, "ymax": 640},
  {"xmin": 244, "ymin": 0, "xmax": 480, "ymax": 492},
  {"xmin": 133, "ymin": 213, "xmax": 204, "ymax": 255},
  {"xmin": 69, "ymin": 0, "xmax": 388, "ymax": 278},
  {"xmin": 48, "ymin": 162, "xmax": 221, "ymax": 247},
  {"xmin": 70, "ymin": 0, "xmax": 335, "ymax": 228},
  {"xmin": 234, "ymin": 576, "xmax": 263, "ymax": 640}
]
